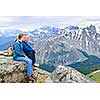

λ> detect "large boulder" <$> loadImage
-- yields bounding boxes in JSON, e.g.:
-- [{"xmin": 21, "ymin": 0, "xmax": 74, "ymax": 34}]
[
  {"xmin": 45, "ymin": 65, "xmax": 95, "ymax": 83},
  {"xmin": 0, "ymin": 55, "xmax": 51, "ymax": 83}
]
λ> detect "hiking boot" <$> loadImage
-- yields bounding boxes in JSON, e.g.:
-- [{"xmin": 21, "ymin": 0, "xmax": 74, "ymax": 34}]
[
  {"xmin": 26, "ymin": 76, "xmax": 35, "ymax": 83},
  {"xmin": 33, "ymin": 63, "xmax": 39, "ymax": 67},
  {"xmin": 31, "ymin": 74, "xmax": 37, "ymax": 79}
]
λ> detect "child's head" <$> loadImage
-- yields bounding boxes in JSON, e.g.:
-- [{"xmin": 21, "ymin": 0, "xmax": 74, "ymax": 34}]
[{"xmin": 18, "ymin": 33, "xmax": 26, "ymax": 41}]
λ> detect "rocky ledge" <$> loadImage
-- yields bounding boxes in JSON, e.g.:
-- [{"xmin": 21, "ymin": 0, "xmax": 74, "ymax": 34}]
[{"xmin": 0, "ymin": 55, "xmax": 51, "ymax": 83}]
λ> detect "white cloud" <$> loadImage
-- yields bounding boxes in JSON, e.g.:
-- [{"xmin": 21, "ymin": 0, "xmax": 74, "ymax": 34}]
[
  {"xmin": 0, "ymin": 16, "xmax": 100, "ymax": 31},
  {"xmin": 0, "ymin": 16, "xmax": 13, "ymax": 22}
]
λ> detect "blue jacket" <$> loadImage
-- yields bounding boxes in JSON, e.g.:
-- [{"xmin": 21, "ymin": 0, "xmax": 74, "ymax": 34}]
[
  {"xmin": 22, "ymin": 41, "xmax": 35, "ymax": 53},
  {"xmin": 13, "ymin": 41, "xmax": 26, "ymax": 59}
]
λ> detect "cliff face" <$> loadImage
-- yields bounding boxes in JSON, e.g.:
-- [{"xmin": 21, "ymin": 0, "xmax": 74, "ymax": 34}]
[{"xmin": 0, "ymin": 55, "xmax": 94, "ymax": 83}]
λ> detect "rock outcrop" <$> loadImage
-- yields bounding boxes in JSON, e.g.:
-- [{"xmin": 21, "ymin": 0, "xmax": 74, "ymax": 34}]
[
  {"xmin": 45, "ymin": 65, "xmax": 95, "ymax": 83},
  {"xmin": 0, "ymin": 55, "xmax": 51, "ymax": 83}
]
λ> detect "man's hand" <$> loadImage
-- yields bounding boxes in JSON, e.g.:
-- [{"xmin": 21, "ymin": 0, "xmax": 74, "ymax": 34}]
[
  {"xmin": 35, "ymin": 50, "xmax": 38, "ymax": 54},
  {"xmin": 25, "ymin": 55, "xmax": 28, "ymax": 58}
]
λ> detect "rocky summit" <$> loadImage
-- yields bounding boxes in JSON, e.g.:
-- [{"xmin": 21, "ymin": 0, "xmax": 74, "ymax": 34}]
[{"xmin": 0, "ymin": 55, "xmax": 95, "ymax": 83}]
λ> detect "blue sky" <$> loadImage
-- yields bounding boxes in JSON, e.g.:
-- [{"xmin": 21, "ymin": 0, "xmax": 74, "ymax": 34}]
[{"xmin": 0, "ymin": 16, "xmax": 100, "ymax": 31}]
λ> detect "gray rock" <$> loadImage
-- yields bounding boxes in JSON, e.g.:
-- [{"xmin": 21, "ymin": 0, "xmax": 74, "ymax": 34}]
[
  {"xmin": 45, "ymin": 65, "xmax": 95, "ymax": 83},
  {"xmin": 0, "ymin": 56, "xmax": 51, "ymax": 83}
]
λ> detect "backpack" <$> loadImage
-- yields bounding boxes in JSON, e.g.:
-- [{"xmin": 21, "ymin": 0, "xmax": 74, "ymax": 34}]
[{"xmin": 7, "ymin": 45, "xmax": 13, "ymax": 56}]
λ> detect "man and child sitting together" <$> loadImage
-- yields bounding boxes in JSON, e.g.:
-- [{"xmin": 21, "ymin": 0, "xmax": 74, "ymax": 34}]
[{"xmin": 13, "ymin": 33, "xmax": 39, "ymax": 82}]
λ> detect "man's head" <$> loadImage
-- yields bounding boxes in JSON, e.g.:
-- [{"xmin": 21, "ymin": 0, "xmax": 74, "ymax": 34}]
[
  {"xmin": 24, "ymin": 35, "xmax": 30, "ymax": 42},
  {"xmin": 21, "ymin": 34, "xmax": 30, "ymax": 42}
]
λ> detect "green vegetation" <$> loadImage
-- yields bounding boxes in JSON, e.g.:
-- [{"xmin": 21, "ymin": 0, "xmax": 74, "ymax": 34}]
[
  {"xmin": 72, "ymin": 64, "xmax": 100, "ymax": 82},
  {"xmin": 36, "ymin": 73, "xmax": 48, "ymax": 83},
  {"xmin": 87, "ymin": 71, "xmax": 100, "ymax": 83},
  {"xmin": 40, "ymin": 63, "xmax": 56, "ymax": 73},
  {"xmin": 73, "ymin": 64, "xmax": 100, "ymax": 75}
]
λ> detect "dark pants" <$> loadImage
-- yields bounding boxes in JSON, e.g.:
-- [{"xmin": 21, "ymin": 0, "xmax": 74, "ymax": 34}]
[{"xmin": 25, "ymin": 51, "xmax": 36, "ymax": 65}]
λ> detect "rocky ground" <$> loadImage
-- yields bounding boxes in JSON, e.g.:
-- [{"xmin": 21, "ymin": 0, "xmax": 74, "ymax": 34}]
[
  {"xmin": 45, "ymin": 65, "xmax": 95, "ymax": 83},
  {"xmin": 0, "ymin": 55, "xmax": 51, "ymax": 83},
  {"xmin": 0, "ymin": 55, "xmax": 95, "ymax": 83}
]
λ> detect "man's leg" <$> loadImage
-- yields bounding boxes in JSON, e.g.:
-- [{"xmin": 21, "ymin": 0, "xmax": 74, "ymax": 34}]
[
  {"xmin": 14, "ymin": 57, "xmax": 33, "ymax": 76},
  {"xmin": 25, "ymin": 51, "xmax": 39, "ymax": 67},
  {"xmin": 25, "ymin": 51, "xmax": 36, "ymax": 64}
]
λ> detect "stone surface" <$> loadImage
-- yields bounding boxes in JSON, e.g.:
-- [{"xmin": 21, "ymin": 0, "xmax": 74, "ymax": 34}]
[
  {"xmin": 45, "ymin": 65, "xmax": 95, "ymax": 83},
  {"xmin": 0, "ymin": 56, "xmax": 51, "ymax": 83}
]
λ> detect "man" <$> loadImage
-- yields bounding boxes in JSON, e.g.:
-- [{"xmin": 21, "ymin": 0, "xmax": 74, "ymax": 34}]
[
  {"xmin": 21, "ymin": 35, "xmax": 39, "ymax": 67},
  {"xmin": 13, "ymin": 34, "xmax": 35, "ymax": 82}
]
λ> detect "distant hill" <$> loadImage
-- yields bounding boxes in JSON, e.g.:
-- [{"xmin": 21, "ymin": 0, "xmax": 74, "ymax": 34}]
[
  {"xmin": 0, "ymin": 29, "xmax": 23, "ymax": 50},
  {"xmin": 0, "ymin": 36, "xmax": 16, "ymax": 50},
  {"xmin": 69, "ymin": 50, "xmax": 100, "ymax": 75}
]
